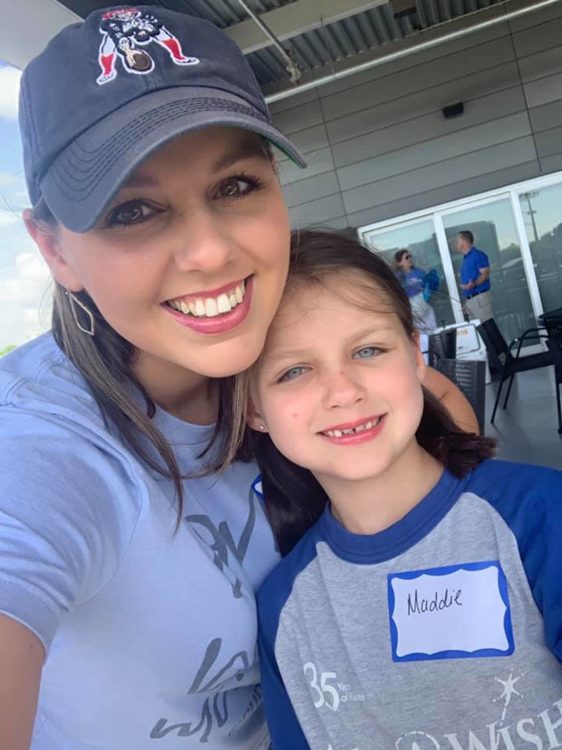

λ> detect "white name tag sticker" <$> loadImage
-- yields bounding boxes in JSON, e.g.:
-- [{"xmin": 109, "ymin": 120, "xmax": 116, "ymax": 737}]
[{"xmin": 387, "ymin": 561, "xmax": 514, "ymax": 662}]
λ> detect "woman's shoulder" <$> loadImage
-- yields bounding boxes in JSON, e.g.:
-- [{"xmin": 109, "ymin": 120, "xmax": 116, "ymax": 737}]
[{"xmin": 0, "ymin": 333, "xmax": 101, "ymax": 424}]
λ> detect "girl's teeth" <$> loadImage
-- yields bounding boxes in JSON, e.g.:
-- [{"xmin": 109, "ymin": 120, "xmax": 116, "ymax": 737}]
[
  {"xmin": 195, "ymin": 299, "xmax": 206, "ymax": 316},
  {"xmin": 325, "ymin": 418, "xmax": 380, "ymax": 438},
  {"xmin": 205, "ymin": 298, "xmax": 218, "ymax": 316},
  {"xmin": 235, "ymin": 285, "xmax": 243, "ymax": 304},
  {"xmin": 188, "ymin": 301, "xmax": 196, "ymax": 315}
]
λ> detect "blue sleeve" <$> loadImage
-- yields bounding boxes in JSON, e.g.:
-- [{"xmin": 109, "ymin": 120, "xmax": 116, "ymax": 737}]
[
  {"xmin": 0, "ymin": 408, "xmax": 140, "ymax": 650},
  {"xmin": 468, "ymin": 461, "xmax": 562, "ymax": 661},
  {"xmin": 476, "ymin": 249, "xmax": 490, "ymax": 269},
  {"xmin": 258, "ymin": 625, "xmax": 311, "ymax": 750}
]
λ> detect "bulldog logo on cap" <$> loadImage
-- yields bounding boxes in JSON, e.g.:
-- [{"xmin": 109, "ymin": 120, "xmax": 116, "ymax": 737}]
[{"xmin": 96, "ymin": 7, "xmax": 199, "ymax": 86}]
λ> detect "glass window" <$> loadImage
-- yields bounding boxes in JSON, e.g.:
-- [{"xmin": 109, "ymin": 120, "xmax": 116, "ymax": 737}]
[
  {"xmin": 363, "ymin": 218, "xmax": 455, "ymax": 329},
  {"xmin": 442, "ymin": 198, "xmax": 535, "ymax": 344},
  {"xmin": 518, "ymin": 183, "xmax": 562, "ymax": 314},
  {"xmin": 0, "ymin": 60, "xmax": 50, "ymax": 355}
]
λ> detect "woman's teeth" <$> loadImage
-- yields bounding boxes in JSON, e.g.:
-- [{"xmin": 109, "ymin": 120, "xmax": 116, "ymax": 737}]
[
  {"xmin": 324, "ymin": 417, "xmax": 381, "ymax": 438},
  {"xmin": 167, "ymin": 281, "xmax": 245, "ymax": 318}
]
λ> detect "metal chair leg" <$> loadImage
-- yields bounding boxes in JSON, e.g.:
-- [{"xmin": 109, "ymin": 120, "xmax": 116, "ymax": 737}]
[
  {"xmin": 503, "ymin": 373, "xmax": 516, "ymax": 409},
  {"xmin": 556, "ymin": 372, "xmax": 562, "ymax": 436},
  {"xmin": 491, "ymin": 377, "xmax": 504, "ymax": 424}
]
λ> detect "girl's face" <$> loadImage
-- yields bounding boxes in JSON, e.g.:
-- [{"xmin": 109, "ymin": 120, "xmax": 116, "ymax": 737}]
[
  {"xmin": 34, "ymin": 126, "xmax": 290, "ymax": 383},
  {"xmin": 250, "ymin": 274, "xmax": 426, "ymax": 488}
]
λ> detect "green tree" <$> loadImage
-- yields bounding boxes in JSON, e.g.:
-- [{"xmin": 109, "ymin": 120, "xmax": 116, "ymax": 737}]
[{"xmin": 0, "ymin": 344, "xmax": 16, "ymax": 357}]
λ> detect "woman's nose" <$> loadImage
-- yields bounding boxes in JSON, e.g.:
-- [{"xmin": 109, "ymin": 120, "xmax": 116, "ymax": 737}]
[{"xmin": 172, "ymin": 211, "xmax": 234, "ymax": 273}]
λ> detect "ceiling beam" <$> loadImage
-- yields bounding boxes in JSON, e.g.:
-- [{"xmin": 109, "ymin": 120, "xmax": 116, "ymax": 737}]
[{"xmin": 226, "ymin": 0, "xmax": 389, "ymax": 54}]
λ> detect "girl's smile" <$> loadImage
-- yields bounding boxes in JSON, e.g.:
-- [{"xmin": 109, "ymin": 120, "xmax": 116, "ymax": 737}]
[{"xmin": 250, "ymin": 271, "xmax": 428, "ymax": 492}]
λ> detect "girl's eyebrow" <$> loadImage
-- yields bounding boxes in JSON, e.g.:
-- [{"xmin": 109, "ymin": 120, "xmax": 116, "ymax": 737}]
[
  {"xmin": 261, "ymin": 324, "xmax": 397, "ymax": 366},
  {"xmin": 212, "ymin": 139, "xmax": 269, "ymax": 173}
]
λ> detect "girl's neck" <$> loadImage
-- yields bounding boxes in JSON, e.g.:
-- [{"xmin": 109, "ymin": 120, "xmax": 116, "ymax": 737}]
[
  {"xmin": 322, "ymin": 442, "xmax": 443, "ymax": 535},
  {"xmin": 133, "ymin": 352, "xmax": 219, "ymax": 425}
]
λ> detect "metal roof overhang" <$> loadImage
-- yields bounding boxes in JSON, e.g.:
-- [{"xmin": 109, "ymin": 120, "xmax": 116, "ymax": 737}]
[{"xmin": 2, "ymin": 0, "xmax": 559, "ymax": 100}]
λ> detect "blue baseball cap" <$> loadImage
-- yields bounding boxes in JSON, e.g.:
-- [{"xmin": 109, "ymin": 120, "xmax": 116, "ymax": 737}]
[{"xmin": 19, "ymin": 5, "xmax": 306, "ymax": 233}]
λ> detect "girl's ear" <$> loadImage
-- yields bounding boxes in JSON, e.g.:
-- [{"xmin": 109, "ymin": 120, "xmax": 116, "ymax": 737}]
[
  {"xmin": 246, "ymin": 394, "xmax": 268, "ymax": 433},
  {"xmin": 411, "ymin": 330, "xmax": 427, "ymax": 383}
]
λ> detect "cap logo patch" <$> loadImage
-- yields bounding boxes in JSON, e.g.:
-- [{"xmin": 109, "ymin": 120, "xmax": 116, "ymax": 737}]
[{"xmin": 96, "ymin": 8, "xmax": 199, "ymax": 86}]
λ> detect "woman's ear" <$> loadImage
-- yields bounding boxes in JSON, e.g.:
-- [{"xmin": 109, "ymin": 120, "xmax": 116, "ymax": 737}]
[{"xmin": 22, "ymin": 209, "xmax": 83, "ymax": 291}]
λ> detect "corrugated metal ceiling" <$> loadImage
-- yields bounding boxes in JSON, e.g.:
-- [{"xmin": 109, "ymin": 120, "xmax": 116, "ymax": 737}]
[{"xmin": 60, "ymin": 0, "xmax": 507, "ymax": 89}]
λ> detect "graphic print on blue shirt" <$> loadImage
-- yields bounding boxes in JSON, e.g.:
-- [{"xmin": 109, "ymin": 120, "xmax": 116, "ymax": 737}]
[
  {"xmin": 387, "ymin": 560, "xmax": 514, "ymax": 662},
  {"xmin": 257, "ymin": 461, "xmax": 562, "ymax": 750}
]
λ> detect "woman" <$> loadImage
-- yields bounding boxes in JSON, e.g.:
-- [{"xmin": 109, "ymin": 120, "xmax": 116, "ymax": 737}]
[
  {"xmin": 394, "ymin": 248, "xmax": 438, "ymax": 332},
  {"xmin": 0, "ymin": 8, "xmax": 476, "ymax": 749}
]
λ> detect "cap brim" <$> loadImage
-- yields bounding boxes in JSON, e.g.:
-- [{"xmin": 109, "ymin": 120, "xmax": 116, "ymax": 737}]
[{"xmin": 40, "ymin": 87, "xmax": 306, "ymax": 233}]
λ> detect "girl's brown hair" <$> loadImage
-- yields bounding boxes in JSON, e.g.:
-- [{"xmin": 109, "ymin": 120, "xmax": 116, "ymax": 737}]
[{"xmin": 250, "ymin": 229, "xmax": 495, "ymax": 555}]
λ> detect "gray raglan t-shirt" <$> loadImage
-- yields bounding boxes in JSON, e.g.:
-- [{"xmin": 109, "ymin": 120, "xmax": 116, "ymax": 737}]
[
  {"xmin": 258, "ymin": 463, "xmax": 562, "ymax": 750},
  {"xmin": 0, "ymin": 333, "xmax": 278, "ymax": 749}
]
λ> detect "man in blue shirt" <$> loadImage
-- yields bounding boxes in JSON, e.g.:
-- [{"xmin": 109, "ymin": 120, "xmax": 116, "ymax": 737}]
[{"xmin": 456, "ymin": 230, "xmax": 493, "ymax": 322}]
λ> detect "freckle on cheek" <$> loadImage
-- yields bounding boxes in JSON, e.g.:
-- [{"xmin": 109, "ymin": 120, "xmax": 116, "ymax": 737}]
[{"xmin": 291, "ymin": 413, "xmax": 299, "ymax": 419}]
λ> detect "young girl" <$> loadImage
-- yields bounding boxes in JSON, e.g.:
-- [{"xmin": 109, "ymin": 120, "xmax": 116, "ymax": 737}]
[
  {"xmin": 249, "ymin": 231, "xmax": 562, "ymax": 750},
  {"xmin": 394, "ymin": 248, "xmax": 438, "ymax": 332}
]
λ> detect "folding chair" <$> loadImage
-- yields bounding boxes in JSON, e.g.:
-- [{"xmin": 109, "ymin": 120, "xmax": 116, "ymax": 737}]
[
  {"xmin": 476, "ymin": 318, "xmax": 553, "ymax": 424},
  {"xmin": 434, "ymin": 358, "xmax": 486, "ymax": 434},
  {"xmin": 428, "ymin": 329, "xmax": 456, "ymax": 369}
]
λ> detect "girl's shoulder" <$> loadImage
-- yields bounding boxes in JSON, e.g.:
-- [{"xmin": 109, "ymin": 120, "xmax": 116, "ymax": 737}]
[{"xmin": 463, "ymin": 458, "xmax": 562, "ymax": 524}]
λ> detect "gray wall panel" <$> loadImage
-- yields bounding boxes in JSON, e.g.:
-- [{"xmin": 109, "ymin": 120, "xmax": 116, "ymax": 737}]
[
  {"xmin": 288, "ymin": 194, "xmax": 347, "ymax": 227},
  {"xmin": 337, "ymin": 113, "xmax": 532, "ymax": 191},
  {"xmin": 346, "ymin": 161, "xmax": 541, "ymax": 228},
  {"xmin": 342, "ymin": 137, "xmax": 537, "ymax": 214},
  {"xmin": 320, "ymin": 37, "xmax": 514, "ymax": 121},
  {"xmin": 282, "ymin": 171, "xmax": 341, "ymax": 208},
  {"xmin": 529, "ymin": 99, "xmax": 562, "ymax": 132},
  {"xmin": 325, "ymin": 64, "xmax": 521, "ymax": 143},
  {"xmin": 331, "ymin": 87, "xmax": 526, "ymax": 167},
  {"xmin": 269, "ymin": 12, "xmax": 562, "ymax": 232}
]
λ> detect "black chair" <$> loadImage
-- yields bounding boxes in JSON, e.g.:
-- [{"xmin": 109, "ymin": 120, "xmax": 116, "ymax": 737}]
[
  {"xmin": 434, "ymin": 358, "xmax": 486, "ymax": 434},
  {"xmin": 477, "ymin": 318, "xmax": 553, "ymax": 424},
  {"xmin": 541, "ymin": 310, "xmax": 562, "ymax": 435},
  {"xmin": 428, "ymin": 329, "xmax": 456, "ymax": 368}
]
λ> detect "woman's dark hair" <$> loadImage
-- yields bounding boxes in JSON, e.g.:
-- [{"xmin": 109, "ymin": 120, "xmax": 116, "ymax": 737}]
[
  {"xmin": 29, "ymin": 134, "xmax": 274, "ymax": 522},
  {"xmin": 393, "ymin": 248, "xmax": 411, "ymax": 268},
  {"xmin": 251, "ymin": 229, "xmax": 495, "ymax": 556}
]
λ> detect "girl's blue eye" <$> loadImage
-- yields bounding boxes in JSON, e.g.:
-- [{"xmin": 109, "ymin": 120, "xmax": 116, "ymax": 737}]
[
  {"xmin": 353, "ymin": 346, "xmax": 379, "ymax": 359},
  {"xmin": 279, "ymin": 366, "xmax": 307, "ymax": 382}
]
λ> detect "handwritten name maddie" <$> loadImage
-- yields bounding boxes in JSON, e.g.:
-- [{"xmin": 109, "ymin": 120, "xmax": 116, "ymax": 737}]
[{"xmin": 407, "ymin": 587, "xmax": 463, "ymax": 615}]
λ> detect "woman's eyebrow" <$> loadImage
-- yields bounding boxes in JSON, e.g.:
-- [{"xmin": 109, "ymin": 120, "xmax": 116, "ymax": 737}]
[{"xmin": 212, "ymin": 139, "xmax": 269, "ymax": 172}]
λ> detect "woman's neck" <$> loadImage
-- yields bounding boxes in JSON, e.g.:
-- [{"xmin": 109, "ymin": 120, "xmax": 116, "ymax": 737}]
[
  {"xmin": 133, "ymin": 351, "xmax": 219, "ymax": 425},
  {"xmin": 321, "ymin": 442, "xmax": 443, "ymax": 535}
]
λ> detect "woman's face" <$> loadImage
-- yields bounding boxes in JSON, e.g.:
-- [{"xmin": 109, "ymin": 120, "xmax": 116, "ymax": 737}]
[
  {"xmin": 39, "ymin": 126, "xmax": 290, "ymax": 383},
  {"xmin": 399, "ymin": 252, "xmax": 413, "ymax": 270}
]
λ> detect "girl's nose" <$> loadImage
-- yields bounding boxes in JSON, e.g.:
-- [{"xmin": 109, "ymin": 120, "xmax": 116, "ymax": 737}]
[{"xmin": 323, "ymin": 369, "xmax": 366, "ymax": 409}]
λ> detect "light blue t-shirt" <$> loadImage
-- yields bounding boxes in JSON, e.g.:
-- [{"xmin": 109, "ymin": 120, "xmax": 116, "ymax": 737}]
[{"xmin": 0, "ymin": 334, "xmax": 278, "ymax": 749}]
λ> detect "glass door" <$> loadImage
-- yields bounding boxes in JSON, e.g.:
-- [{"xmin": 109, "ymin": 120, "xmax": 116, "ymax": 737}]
[
  {"xmin": 363, "ymin": 217, "xmax": 455, "ymax": 329},
  {"xmin": 517, "ymin": 183, "xmax": 562, "ymax": 314},
  {"xmin": 440, "ymin": 198, "xmax": 536, "ymax": 344}
]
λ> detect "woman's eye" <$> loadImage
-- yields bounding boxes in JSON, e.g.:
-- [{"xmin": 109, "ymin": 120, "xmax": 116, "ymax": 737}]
[
  {"xmin": 278, "ymin": 365, "xmax": 308, "ymax": 383},
  {"xmin": 353, "ymin": 346, "xmax": 380, "ymax": 360},
  {"xmin": 216, "ymin": 175, "xmax": 262, "ymax": 199},
  {"xmin": 106, "ymin": 201, "xmax": 157, "ymax": 227}
]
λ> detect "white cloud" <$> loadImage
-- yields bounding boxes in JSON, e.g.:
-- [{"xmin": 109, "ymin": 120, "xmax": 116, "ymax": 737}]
[
  {"xmin": 0, "ymin": 239, "xmax": 52, "ymax": 347},
  {"xmin": 0, "ymin": 208, "xmax": 20, "ymax": 228},
  {"xmin": 0, "ymin": 66, "xmax": 21, "ymax": 119}
]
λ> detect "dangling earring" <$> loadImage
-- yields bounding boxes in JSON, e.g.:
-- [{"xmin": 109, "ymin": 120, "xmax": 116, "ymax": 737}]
[{"xmin": 65, "ymin": 284, "xmax": 95, "ymax": 336}]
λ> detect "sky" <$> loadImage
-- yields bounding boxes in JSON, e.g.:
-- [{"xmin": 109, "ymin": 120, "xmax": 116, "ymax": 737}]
[{"xmin": 0, "ymin": 62, "xmax": 51, "ymax": 349}]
